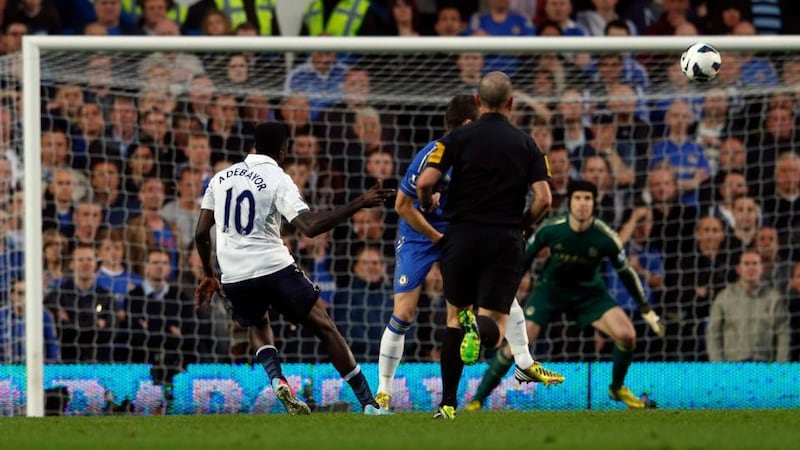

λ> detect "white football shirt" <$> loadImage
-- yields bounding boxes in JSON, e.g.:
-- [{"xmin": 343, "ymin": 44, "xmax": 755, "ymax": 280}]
[{"xmin": 200, "ymin": 154, "xmax": 310, "ymax": 283}]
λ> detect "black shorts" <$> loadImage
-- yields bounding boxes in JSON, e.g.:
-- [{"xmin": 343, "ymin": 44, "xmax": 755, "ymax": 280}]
[
  {"xmin": 439, "ymin": 222, "xmax": 523, "ymax": 313},
  {"xmin": 222, "ymin": 264, "xmax": 320, "ymax": 327}
]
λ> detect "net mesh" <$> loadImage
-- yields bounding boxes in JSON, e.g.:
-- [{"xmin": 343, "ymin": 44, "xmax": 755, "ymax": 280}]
[{"xmin": 2, "ymin": 44, "xmax": 800, "ymax": 413}]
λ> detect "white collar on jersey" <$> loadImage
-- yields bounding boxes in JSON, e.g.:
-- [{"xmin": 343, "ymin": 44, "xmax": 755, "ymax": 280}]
[{"xmin": 244, "ymin": 154, "xmax": 279, "ymax": 168}]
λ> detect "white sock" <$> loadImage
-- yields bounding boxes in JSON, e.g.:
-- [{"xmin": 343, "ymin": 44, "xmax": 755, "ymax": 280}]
[
  {"xmin": 506, "ymin": 298, "xmax": 534, "ymax": 369},
  {"xmin": 378, "ymin": 327, "xmax": 405, "ymax": 394}
]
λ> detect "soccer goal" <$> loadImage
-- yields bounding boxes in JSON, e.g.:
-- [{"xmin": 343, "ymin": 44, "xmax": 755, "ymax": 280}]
[{"xmin": 9, "ymin": 35, "xmax": 800, "ymax": 416}]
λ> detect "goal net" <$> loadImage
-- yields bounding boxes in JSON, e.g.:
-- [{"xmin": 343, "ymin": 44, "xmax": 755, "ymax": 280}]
[{"xmin": 4, "ymin": 36, "xmax": 800, "ymax": 416}]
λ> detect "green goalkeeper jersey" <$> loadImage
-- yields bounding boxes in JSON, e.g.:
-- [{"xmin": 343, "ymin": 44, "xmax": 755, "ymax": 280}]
[{"xmin": 526, "ymin": 214, "xmax": 644, "ymax": 300}]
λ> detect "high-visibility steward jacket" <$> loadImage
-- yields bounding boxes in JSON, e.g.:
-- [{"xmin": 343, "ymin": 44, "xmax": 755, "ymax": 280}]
[
  {"xmin": 120, "ymin": 0, "xmax": 189, "ymax": 24},
  {"xmin": 302, "ymin": 0, "xmax": 370, "ymax": 36},
  {"xmin": 214, "ymin": 0, "xmax": 276, "ymax": 36}
]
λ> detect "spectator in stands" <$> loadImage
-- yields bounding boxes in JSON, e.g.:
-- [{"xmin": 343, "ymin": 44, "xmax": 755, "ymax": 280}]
[
  {"xmin": 94, "ymin": 0, "xmax": 143, "ymax": 35},
  {"xmin": 650, "ymin": 99, "xmax": 710, "ymax": 207},
  {"xmin": 755, "ymin": 225, "xmax": 793, "ymax": 292},
  {"xmin": 707, "ymin": 250, "xmax": 790, "ymax": 362},
  {"xmin": 727, "ymin": 195, "xmax": 760, "ymax": 256},
  {"xmin": 434, "ymin": 5, "xmax": 466, "ymax": 36},
  {"xmin": 704, "ymin": 0, "xmax": 749, "ymax": 35},
  {"xmin": 574, "ymin": 110, "xmax": 635, "ymax": 188},
  {"xmin": 139, "ymin": 108, "xmax": 178, "ymax": 181},
  {"xmin": 732, "ymin": 21, "xmax": 779, "ymax": 88},
  {"xmin": 331, "ymin": 245, "xmax": 392, "ymax": 360},
  {"xmin": 208, "ymin": 93, "xmax": 252, "ymax": 164},
  {"xmin": 95, "ymin": 227, "xmax": 143, "ymax": 302},
  {"xmin": 707, "ymin": 171, "xmax": 748, "ymax": 231},
  {"xmin": 644, "ymin": 0, "xmax": 698, "ymax": 35},
  {"xmin": 385, "ymin": 0, "xmax": 419, "ymax": 36},
  {"xmin": 606, "ymin": 83, "xmax": 651, "ymax": 190},
  {"xmin": 581, "ymin": 155, "xmax": 626, "ymax": 228},
  {"xmin": 284, "ymin": 156, "xmax": 313, "ymax": 199},
  {"xmin": 541, "ymin": 0, "xmax": 586, "ymax": 35},
  {"xmin": 241, "ymin": 92, "xmax": 270, "ymax": 131},
  {"xmin": 341, "ymin": 106, "xmax": 412, "ymax": 177},
  {"xmin": 47, "ymin": 84, "xmax": 84, "ymax": 127},
  {"xmin": 285, "ymin": 49, "xmax": 348, "ymax": 121},
  {"xmin": 466, "ymin": 0, "xmax": 534, "ymax": 74},
  {"xmin": 138, "ymin": 21, "xmax": 206, "ymax": 93},
  {"xmin": 552, "ymin": 88, "xmax": 590, "ymax": 155},
  {"xmin": 348, "ymin": 147, "xmax": 397, "ymax": 192},
  {"xmin": 454, "ymin": 52, "xmax": 484, "ymax": 94},
  {"xmin": 0, "ymin": 156, "xmax": 14, "ymax": 211},
  {"xmin": 295, "ymin": 231, "xmax": 337, "ymax": 304},
  {"xmin": 134, "ymin": 0, "xmax": 173, "ymax": 35},
  {"xmin": 104, "ymin": 95, "xmax": 139, "ymax": 158},
  {"xmin": 747, "ymin": 107, "xmax": 797, "ymax": 197},
  {"xmin": 332, "ymin": 207, "xmax": 394, "ymax": 282},
  {"xmin": 127, "ymin": 247, "xmax": 195, "ymax": 383},
  {"xmin": 0, "ymin": 207, "xmax": 24, "ymax": 300},
  {"xmin": 5, "ymin": 189, "xmax": 22, "ymax": 249},
  {"xmin": 125, "ymin": 177, "xmax": 182, "ymax": 278},
  {"xmin": 42, "ymin": 168, "xmax": 77, "ymax": 235},
  {"xmin": 646, "ymin": 163, "xmax": 699, "ymax": 265},
  {"xmin": 781, "ymin": 55, "xmax": 800, "ymax": 97},
  {"xmin": 42, "ymin": 229, "xmax": 68, "ymax": 294},
  {"xmin": 319, "ymin": 66, "xmax": 372, "ymax": 146},
  {"xmin": 0, "ymin": 105, "xmax": 21, "ymax": 187},
  {"xmin": 290, "ymin": 132, "xmax": 345, "ymax": 207},
  {"xmin": 218, "ymin": 54, "xmax": 257, "ymax": 92},
  {"xmin": 201, "ymin": 8, "xmax": 231, "ymax": 36},
  {"xmin": 161, "ymin": 166, "xmax": 202, "ymax": 250},
  {"xmin": 275, "ymin": 93, "xmax": 313, "ymax": 138},
  {"xmin": 68, "ymin": 200, "xmax": 104, "ymax": 250},
  {"xmin": 762, "ymin": 152, "xmax": 800, "ymax": 247},
  {"xmin": 577, "ymin": 0, "xmax": 637, "ymax": 36},
  {"xmin": 184, "ymin": 0, "xmax": 280, "ymax": 37},
  {"xmin": 787, "ymin": 262, "xmax": 800, "ymax": 361},
  {"xmin": 1, "ymin": 21, "xmax": 27, "ymax": 55},
  {"xmin": 91, "ymin": 159, "xmax": 141, "ymax": 228},
  {"xmin": 2, "ymin": 1, "xmax": 60, "ymax": 35},
  {"xmin": 123, "ymin": 141, "xmax": 160, "ymax": 197},
  {"xmin": 84, "ymin": 55, "xmax": 115, "ymax": 119},
  {"xmin": 547, "ymin": 146, "xmax": 572, "ymax": 213},
  {"xmin": 694, "ymin": 88, "xmax": 738, "ymax": 176},
  {"xmin": 45, "ymin": 244, "xmax": 116, "ymax": 362},
  {"xmin": 72, "ymin": 102, "xmax": 106, "ymax": 167},
  {"xmin": 0, "ymin": 277, "xmax": 60, "ymax": 363},
  {"xmin": 593, "ymin": 24, "xmax": 651, "ymax": 97},
  {"xmin": 41, "ymin": 130, "xmax": 90, "ymax": 202},
  {"xmin": 716, "ymin": 137, "xmax": 747, "ymax": 186}
]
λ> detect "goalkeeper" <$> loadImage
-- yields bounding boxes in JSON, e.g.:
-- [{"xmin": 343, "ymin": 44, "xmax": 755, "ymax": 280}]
[{"xmin": 468, "ymin": 180, "xmax": 665, "ymax": 410}]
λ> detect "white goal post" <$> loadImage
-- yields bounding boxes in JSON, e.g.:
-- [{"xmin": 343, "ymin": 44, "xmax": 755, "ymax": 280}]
[{"xmin": 20, "ymin": 35, "xmax": 800, "ymax": 417}]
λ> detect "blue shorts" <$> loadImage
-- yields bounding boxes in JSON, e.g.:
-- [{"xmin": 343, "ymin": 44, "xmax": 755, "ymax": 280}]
[{"xmin": 393, "ymin": 235, "xmax": 440, "ymax": 294}]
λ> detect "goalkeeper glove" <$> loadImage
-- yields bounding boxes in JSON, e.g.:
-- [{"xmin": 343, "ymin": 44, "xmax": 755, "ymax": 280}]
[{"xmin": 639, "ymin": 306, "xmax": 666, "ymax": 337}]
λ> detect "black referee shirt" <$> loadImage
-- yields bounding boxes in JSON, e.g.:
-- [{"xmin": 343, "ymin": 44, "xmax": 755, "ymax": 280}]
[{"xmin": 426, "ymin": 112, "xmax": 550, "ymax": 227}]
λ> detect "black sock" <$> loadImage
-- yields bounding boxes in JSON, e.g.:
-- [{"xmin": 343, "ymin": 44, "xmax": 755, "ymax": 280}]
[
  {"xmin": 476, "ymin": 315, "xmax": 500, "ymax": 349},
  {"xmin": 440, "ymin": 327, "xmax": 465, "ymax": 408},
  {"xmin": 610, "ymin": 344, "xmax": 634, "ymax": 391},
  {"xmin": 255, "ymin": 345, "xmax": 285, "ymax": 382},
  {"xmin": 343, "ymin": 365, "xmax": 379, "ymax": 409}
]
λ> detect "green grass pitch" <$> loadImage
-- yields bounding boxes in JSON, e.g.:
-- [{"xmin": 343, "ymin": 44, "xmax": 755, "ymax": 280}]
[{"xmin": 2, "ymin": 410, "xmax": 799, "ymax": 450}]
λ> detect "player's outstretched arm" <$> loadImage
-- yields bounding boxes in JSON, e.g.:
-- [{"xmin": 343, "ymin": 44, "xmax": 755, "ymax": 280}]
[
  {"xmin": 614, "ymin": 258, "xmax": 666, "ymax": 337},
  {"xmin": 292, "ymin": 179, "xmax": 395, "ymax": 238},
  {"xmin": 194, "ymin": 208, "xmax": 221, "ymax": 310},
  {"xmin": 395, "ymin": 190, "xmax": 443, "ymax": 243}
]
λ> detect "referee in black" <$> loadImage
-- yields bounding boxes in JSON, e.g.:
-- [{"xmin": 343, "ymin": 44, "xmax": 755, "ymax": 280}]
[{"xmin": 417, "ymin": 72, "xmax": 553, "ymax": 417}]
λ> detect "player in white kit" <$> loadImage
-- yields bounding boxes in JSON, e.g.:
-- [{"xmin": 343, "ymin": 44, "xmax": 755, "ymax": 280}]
[{"xmin": 194, "ymin": 122, "xmax": 394, "ymax": 415}]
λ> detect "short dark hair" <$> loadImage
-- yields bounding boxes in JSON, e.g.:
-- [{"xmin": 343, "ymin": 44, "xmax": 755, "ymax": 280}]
[
  {"xmin": 445, "ymin": 94, "xmax": 479, "ymax": 130},
  {"xmin": 254, "ymin": 122, "xmax": 290, "ymax": 157},
  {"xmin": 605, "ymin": 19, "xmax": 630, "ymax": 35}
]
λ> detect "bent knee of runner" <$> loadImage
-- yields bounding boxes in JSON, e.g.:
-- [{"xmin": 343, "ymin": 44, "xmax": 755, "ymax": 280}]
[{"xmin": 392, "ymin": 290, "xmax": 421, "ymax": 323}]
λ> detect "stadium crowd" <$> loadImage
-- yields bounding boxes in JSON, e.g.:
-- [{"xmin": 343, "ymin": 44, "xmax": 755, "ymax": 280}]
[{"xmin": 1, "ymin": 0, "xmax": 800, "ymax": 384}]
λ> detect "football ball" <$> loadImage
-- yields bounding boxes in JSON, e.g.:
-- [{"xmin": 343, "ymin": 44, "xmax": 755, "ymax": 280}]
[{"xmin": 680, "ymin": 43, "xmax": 722, "ymax": 82}]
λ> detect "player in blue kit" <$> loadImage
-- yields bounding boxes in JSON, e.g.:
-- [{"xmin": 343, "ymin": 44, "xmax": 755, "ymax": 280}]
[
  {"xmin": 374, "ymin": 95, "xmax": 477, "ymax": 411},
  {"xmin": 375, "ymin": 95, "xmax": 562, "ymax": 412}
]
